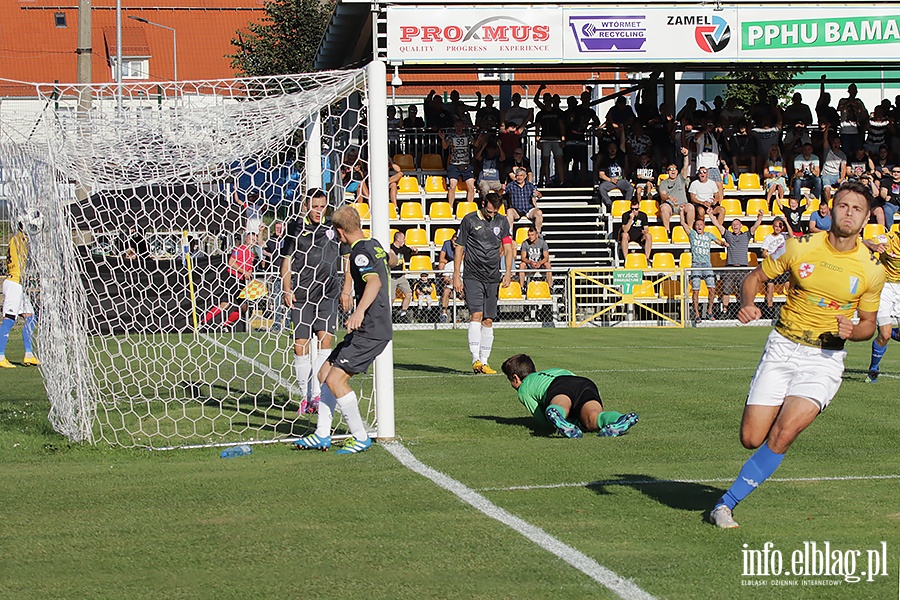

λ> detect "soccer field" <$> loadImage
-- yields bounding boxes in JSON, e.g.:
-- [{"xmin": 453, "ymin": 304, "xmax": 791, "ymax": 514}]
[{"xmin": 1, "ymin": 327, "xmax": 898, "ymax": 599}]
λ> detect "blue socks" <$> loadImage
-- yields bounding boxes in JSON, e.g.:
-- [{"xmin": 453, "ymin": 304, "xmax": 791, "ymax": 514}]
[
  {"xmin": 717, "ymin": 443, "xmax": 785, "ymax": 510},
  {"xmin": 869, "ymin": 338, "xmax": 888, "ymax": 372},
  {"xmin": 23, "ymin": 315, "xmax": 36, "ymax": 355},
  {"xmin": 0, "ymin": 317, "xmax": 14, "ymax": 356}
]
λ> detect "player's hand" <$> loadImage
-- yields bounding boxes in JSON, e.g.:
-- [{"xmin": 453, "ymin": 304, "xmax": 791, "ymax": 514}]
[
  {"xmin": 453, "ymin": 274, "xmax": 464, "ymax": 295},
  {"xmin": 501, "ymin": 272, "xmax": 511, "ymax": 288},
  {"xmin": 346, "ymin": 310, "xmax": 364, "ymax": 332},
  {"xmin": 737, "ymin": 304, "xmax": 762, "ymax": 324},
  {"xmin": 835, "ymin": 314, "xmax": 854, "ymax": 339},
  {"xmin": 340, "ymin": 292, "xmax": 353, "ymax": 311},
  {"xmin": 283, "ymin": 291, "xmax": 295, "ymax": 307}
]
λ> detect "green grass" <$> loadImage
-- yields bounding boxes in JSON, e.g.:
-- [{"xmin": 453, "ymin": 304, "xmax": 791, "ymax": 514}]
[{"xmin": 1, "ymin": 327, "xmax": 899, "ymax": 599}]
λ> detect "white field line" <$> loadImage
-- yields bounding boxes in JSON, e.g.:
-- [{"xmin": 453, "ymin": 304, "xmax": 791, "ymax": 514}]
[
  {"xmin": 391, "ymin": 365, "xmax": 754, "ymax": 380},
  {"xmin": 198, "ymin": 333, "xmax": 301, "ymax": 395},
  {"xmin": 383, "ymin": 441, "xmax": 658, "ymax": 600},
  {"xmin": 477, "ymin": 474, "xmax": 900, "ymax": 493}
]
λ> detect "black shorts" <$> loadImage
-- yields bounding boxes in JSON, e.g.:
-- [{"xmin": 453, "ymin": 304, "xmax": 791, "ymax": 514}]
[
  {"xmin": 327, "ymin": 332, "xmax": 390, "ymax": 375},
  {"xmin": 544, "ymin": 375, "xmax": 603, "ymax": 427},
  {"xmin": 292, "ymin": 297, "xmax": 338, "ymax": 339},
  {"xmin": 463, "ymin": 278, "xmax": 500, "ymax": 320},
  {"xmin": 626, "ymin": 228, "xmax": 645, "ymax": 243}
]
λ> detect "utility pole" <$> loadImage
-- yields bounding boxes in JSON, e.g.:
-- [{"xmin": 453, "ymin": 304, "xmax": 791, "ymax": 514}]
[{"xmin": 76, "ymin": 0, "xmax": 92, "ymax": 200}]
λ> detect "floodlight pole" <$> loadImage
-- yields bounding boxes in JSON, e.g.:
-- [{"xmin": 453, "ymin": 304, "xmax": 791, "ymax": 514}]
[{"xmin": 129, "ymin": 16, "xmax": 178, "ymax": 84}]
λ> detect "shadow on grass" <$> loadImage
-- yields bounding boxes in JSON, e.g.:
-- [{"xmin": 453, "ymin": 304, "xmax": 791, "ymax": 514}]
[
  {"xmin": 587, "ymin": 473, "xmax": 724, "ymax": 511},
  {"xmin": 394, "ymin": 362, "xmax": 469, "ymax": 374},
  {"xmin": 469, "ymin": 415, "xmax": 550, "ymax": 436}
]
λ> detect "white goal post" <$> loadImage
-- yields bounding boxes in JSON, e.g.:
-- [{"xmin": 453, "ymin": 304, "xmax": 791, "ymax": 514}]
[{"xmin": 0, "ymin": 61, "xmax": 394, "ymax": 449}]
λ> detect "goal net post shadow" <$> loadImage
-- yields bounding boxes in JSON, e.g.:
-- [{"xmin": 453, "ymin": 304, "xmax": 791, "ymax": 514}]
[{"xmin": 0, "ymin": 61, "xmax": 395, "ymax": 449}]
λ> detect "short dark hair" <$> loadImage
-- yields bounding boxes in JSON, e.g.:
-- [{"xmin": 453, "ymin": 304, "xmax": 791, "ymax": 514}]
[
  {"xmin": 484, "ymin": 191, "xmax": 504, "ymax": 210},
  {"xmin": 834, "ymin": 180, "xmax": 877, "ymax": 211},
  {"xmin": 501, "ymin": 354, "xmax": 536, "ymax": 381}
]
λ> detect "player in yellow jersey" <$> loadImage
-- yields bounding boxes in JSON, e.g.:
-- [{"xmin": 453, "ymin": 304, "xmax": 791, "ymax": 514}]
[
  {"xmin": 1, "ymin": 223, "xmax": 40, "ymax": 368},
  {"xmin": 861, "ymin": 224, "xmax": 900, "ymax": 382},
  {"xmin": 710, "ymin": 181, "xmax": 884, "ymax": 528}
]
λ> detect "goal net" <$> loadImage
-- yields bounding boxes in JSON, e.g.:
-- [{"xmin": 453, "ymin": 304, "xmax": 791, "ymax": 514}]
[{"xmin": 0, "ymin": 67, "xmax": 389, "ymax": 449}]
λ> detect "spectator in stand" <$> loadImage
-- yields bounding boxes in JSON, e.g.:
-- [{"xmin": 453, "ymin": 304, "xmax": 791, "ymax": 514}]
[
  {"xmin": 815, "ymin": 76, "xmax": 841, "ymax": 133},
  {"xmin": 694, "ymin": 121, "xmax": 725, "ymax": 189},
  {"xmin": 501, "ymin": 92, "xmax": 533, "ymax": 129},
  {"xmin": 676, "ymin": 97, "xmax": 700, "ymax": 126},
  {"xmin": 782, "ymin": 93, "xmax": 814, "ymax": 131},
  {"xmin": 387, "ymin": 105, "xmax": 403, "ymax": 158},
  {"xmin": 872, "ymin": 145, "xmax": 894, "ymax": 189},
  {"xmin": 424, "ymin": 90, "xmax": 455, "ymax": 133},
  {"xmin": 631, "ymin": 152, "xmax": 658, "ymax": 202},
  {"xmin": 792, "ymin": 143, "xmax": 822, "ymax": 201},
  {"xmin": 749, "ymin": 89, "xmax": 775, "ymax": 129},
  {"xmin": 767, "ymin": 95, "xmax": 784, "ymax": 131},
  {"xmin": 808, "ymin": 199, "xmax": 832, "ymax": 233},
  {"xmin": 866, "ymin": 106, "xmax": 890, "ymax": 155},
  {"xmin": 474, "ymin": 133, "xmax": 506, "ymax": 198},
  {"xmin": 498, "ymin": 121, "xmax": 524, "ymax": 161},
  {"xmin": 625, "ymin": 120, "xmax": 653, "ymax": 168},
  {"xmin": 594, "ymin": 141, "xmax": 632, "ymax": 211},
  {"xmin": 759, "ymin": 217, "xmax": 791, "ymax": 307},
  {"xmin": 658, "ymin": 147, "xmax": 693, "ymax": 235},
  {"xmin": 820, "ymin": 125, "xmax": 847, "ymax": 203},
  {"xmin": 439, "ymin": 117, "xmax": 476, "ymax": 209},
  {"xmin": 606, "ymin": 95, "xmax": 637, "ymax": 130},
  {"xmin": 878, "ymin": 166, "xmax": 900, "ymax": 228},
  {"xmin": 719, "ymin": 97, "xmax": 745, "ymax": 135},
  {"xmin": 717, "ymin": 211, "xmax": 765, "ymax": 317},
  {"xmin": 680, "ymin": 213, "xmax": 727, "ymax": 323},
  {"xmin": 389, "ymin": 231, "xmax": 417, "ymax": 322},
  {"xmin": 448, "ymin": 89, "xmax": 479, "ymax": 126},
  {"xmin": 506, "ymin": 167, "xmax": 543, "ymax": 233},
  {"xmin": 402, "ymin": 104, "xmax": 426, "ymax": 160},
  {"xmin": 726, "ymin": 120, "xmax": 758, "ymax": 175},
  {"xmin": 388, "ymin": 157, "xmax": 403, "ymax": 209},
  {"xmin": 845, "ymin": 146, "xmax": 876, "ymax": 188},
  {"xmin": 437, "ymin": 231, "xmax": 458, "ymax": 324},
  {"xmin": 412, "ymin": 272, "xmax": 436, "ymax": 320},
  {"xmin": 619, "ymin": 198, "xmax": 652, "ymax": 262},
  {"xmin": 518, "ymin": 226, "xmax": 552, "ymax": 290},
  {"xmin": 763, "ymin": 144, "xmax": 788, "ymax": 209},
  {"xmin": 776, "ymin": 196, "xmax": 808, "ymax": 237},
  {"xmin": 504, "ymin": 147, "xmax": 533, "ymax": 182},
  {"xmin": 475, "ymin": 94, "xmax": 501, "ymax": 132},
  {"xmin": 533, "ymin": 86, "xmax": 566, "ymax": 187},
  {"xmin": 838, "ymin": 83, "xmax": 868, "ymax": 156},
  {"xmin": 688, "ymin": 166, "xmax": 724, "ymax": 225},
  {"xmin": 647, "ymin": 102, "xmax": 677, "ymax": 168},
  {"xmin": 340, "ymin": 147, "xmax": 368, "ymax": 202},
  {"xmin": 752, "ymin": 115, "xmax": 782, "ymax": 175},
  {"xmin": 783, "ymin": 121, "xmax": 812, "ymax": 168},
  {"xmin": 700, "ymin": 96, "xmax": 724, "ymax": 125},
  {"xmin": 565, "ymin": 94, "xmax": 599, "ymax": 186}
]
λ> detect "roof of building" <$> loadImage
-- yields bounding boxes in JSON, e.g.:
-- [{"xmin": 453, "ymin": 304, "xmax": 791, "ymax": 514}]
[{"xmin": 0, "ymin": 0, "xmax": 265, "ymax": 95}]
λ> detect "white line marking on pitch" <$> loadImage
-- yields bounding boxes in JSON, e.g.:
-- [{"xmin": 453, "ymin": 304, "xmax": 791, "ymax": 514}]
[
  {"xmin": 477, "ymin": 474, "xmax": 900, "ymax": 492},
  {"xmin": 383, "ymin": 441, "xmax": 657, "ymax": 600},
  {"xmin": 199, "ymin": 334, "xmax": 302, "ymax": 395}
]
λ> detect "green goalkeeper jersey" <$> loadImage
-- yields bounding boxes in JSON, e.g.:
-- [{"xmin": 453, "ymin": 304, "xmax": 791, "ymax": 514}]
[{"xmin": 516, "ymin": 368, "xmax": 574, "ymax": 427}]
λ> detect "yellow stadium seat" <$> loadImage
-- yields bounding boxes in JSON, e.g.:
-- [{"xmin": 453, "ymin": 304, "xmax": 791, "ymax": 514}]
[
  {"xmin": 657, "ymin": 173, "xmax": 669, "ymax": 185},
  {"xmin": 408, "ymin": 255, "xmax": 433, "ymax": 271},
  {"xmin": 456, "ymin": 201, "xmax": 477, "ymax": 219},
  {"xmin": 738, "ymin": 172, "xmax": 762, "ymax": 191},
  {"xmin": 632, "ymin": 281, "xmax": 657, "ymax": 299},
  {"xmin": 679, "ymin": 252, "xmax": 692, "ymax": 268},
  {"xmin": 499, "ymin": 281, "xmax": 524, "ymax": 300},
  {"xmin": 639, "ymin": 200, "xmax": 659, "ymax": 216},
  {"xmin": 624, "ymin": 253, "xmax": 649, "ymax": 269},
  {"xmin": 754, "ymin": 224, "xmax": 774, "ymax": 242},
  {"xmin": 611, "ymin": 200, "xmax": 631, "ymax": 218},
  {"xmin": 498, "ymin": 204, "xmax": 506, "ymax": 216},
  {"xmin": 864, "ymin": 223, "xmax": 887, "ymax": 239},
  {"xmin": 433, "ymin": 227, "xmax": 456, "ymax": 247},
  {"xmin": 647, "ymin": 226, "xmax": 669, "ymax": 244},
  {"xmin": 400, "ymin": 201, "xmax": 424, "ymax": 220},
  {"xmin": 421, "ymin": 154, "xmax": 444, "ymax": 170},
  {"xmin": 711, "ymin": 251, "xmax": 727, "ymax": 267},
  {"xmin": 428, "ymin": 201, "xmax": 453, "ymax": 220},
  {"xmin": 651, "ymin": 252, "xmax": 676, "ymax": 270},
  {"xmin": 697, "ymin": 280, "xmax": 711, "ymax": 297},
  {"xmin": 388, "ymin": 228, "xmax": 400, "ymax": 245},
  {"xmin": 892, "ymin": 223, "xmax": 900, "ymax": 234},
  {"xmin": 398, "ymin": 176, "xmax": 420, "ymax": 195},
  {"xmin": 526, "ymin": 281, "xmax": 552, "ymax": 300},
  {"xmin": 515, "ymin": 228, "xmax": 529, "ymax": 245},
  {"xmin": 771, "ymin": 200, "xmax": 784, "ymax": 216},
  {"xmin": 362, "ymin": 228, "xmax": 370, "ymax": 238},
  {"xmin": 723, "ymin": 177, "xmax": 737, "ymax": 191},
  {"xmin": 659, "ymin": 279, "xmax": 683, "ymax": 299},
  {"xmin": 404, "ymin": 228, "xmax": 429, "ymax": 248},
  {"xmin": 393, "ymin": 154, "xmax": 415, "ymax": 171},
  {"xmin": 425, "ymin": 176, "xmax": 448, "ymax": 194},
  {"xmin": 388, "ymin": 203, "xmax": 399, "ymax": 220},
  {"xmin": 721, "ymin": 198, "xmax": 743, "ymax": 217},
  {"xmin": 671, "ymin": 227, "xmax": 690, "ymax": 244},
  {"xmin": 352, "ymin": 202, "xmax": 370, "ymax": 220},
  {"xmin": 705, "ymin": 225, "xmax": 722, "ymax": 240},
  {"xmin": 806, "ymin": 197, "xmax": 820, "ymax": 213},
  {"xmin": 745, "ymin": 197, "xmax": 769, "ymax": 216}
]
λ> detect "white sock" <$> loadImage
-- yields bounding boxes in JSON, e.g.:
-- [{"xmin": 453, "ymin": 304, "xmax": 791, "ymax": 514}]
[
  {"xmin": 315, "ymin": 383, "xmax": 337, "ymax": 438},
  {"xmin": 468, "ymin": 321, "xmax": 481, "ymax": 362},
  {"xmin": 311, "ymin": 347, "xmax": 329, "ymax": 399},
  {"xmin": 336, "ymin": 391, "xmax": 368, "ymax": 441},
  {"xmin": 293, "ymin": 354, "xmax": 311, "ymax": 400},
  {"xmin": 479, "ymin": 325, "xmax": 494, "ymax": 364}
]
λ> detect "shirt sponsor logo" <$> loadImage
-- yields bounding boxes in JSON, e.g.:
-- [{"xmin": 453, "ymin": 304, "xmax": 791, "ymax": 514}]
[{"xmin": 798, "ymin": 263, "xmax": 815, "ymax": 278}]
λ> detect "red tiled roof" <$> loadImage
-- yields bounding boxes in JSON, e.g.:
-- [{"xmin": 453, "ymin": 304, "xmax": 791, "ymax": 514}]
[{"xmin": 0, "ymin": 0, "xmax": 265, "ymax": 94}]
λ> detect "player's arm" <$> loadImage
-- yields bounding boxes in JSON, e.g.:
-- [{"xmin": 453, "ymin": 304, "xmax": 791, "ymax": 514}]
[
  {"xmin": 280, "ymin": 255, "xmax": 294, "ymax": 307},
  {"xmin": 453, "ymin": 244, "xmax": 466, "ymax": 294},
  {"xmin": 340, "ymin": 254, "xmax": 353, "ymax": 310},
  {"xmin": 502, "ymin": 239, "xmax": 514, "ymax": 287},
  {"xmin": 712, "ymin": 218, "xmax": 726, "ymax": 237},
  {"xmin": 346, "ymin": 272, "xmax": 381, "ymax": 332},
  {"xmin": 839, "ymin": 309, "xmax": 877, "ymax": 342},
  {"xmin": 738, "ymin": 266, "xmax": 768, "ymax": 323}
]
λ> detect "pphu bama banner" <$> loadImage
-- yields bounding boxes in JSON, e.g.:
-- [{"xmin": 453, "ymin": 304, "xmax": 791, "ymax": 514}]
[{"xmin": 386, "ymin": 5, "xmax": 900, "ymax": 63}]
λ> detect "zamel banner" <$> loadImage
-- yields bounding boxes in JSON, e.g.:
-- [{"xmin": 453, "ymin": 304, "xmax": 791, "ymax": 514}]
[{"xmin": 387, "ymin": 6, "xmax": 564, "ymax": 62}]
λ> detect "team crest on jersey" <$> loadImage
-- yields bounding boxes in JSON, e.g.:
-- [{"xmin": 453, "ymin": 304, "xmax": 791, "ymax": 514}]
[
  {"xmin": 493, "ymin": 226, "xmax": 501, "ymax": 236},
  {"xmin": 354, "ymin": 254, "xmax": 370, "ymax": 267},
  {"xmin": 849, "ymin": 276, "xmax": 860, "ymax": 294},
  {"xmin": 798, "ymin": 263, "xmax": 815, "ymax": 278},
  {"xmin": 326, "ymin": 229, "xmax": 335, "ymax": 240}
]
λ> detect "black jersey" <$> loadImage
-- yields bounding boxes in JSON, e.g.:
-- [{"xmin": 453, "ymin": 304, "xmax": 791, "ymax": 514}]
[
  {"xmin": 457, "ymin": 210, "xmax": 512, "ymax": 284},
  {"xmin": 349, "ymin": 238, "xmax": 393, "ymax": 341},
  {"xmin": 284, "ymin": 217, "xmax": 347, "ymax": 303}
]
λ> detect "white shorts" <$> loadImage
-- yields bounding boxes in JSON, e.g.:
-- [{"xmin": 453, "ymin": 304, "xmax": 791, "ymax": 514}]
[
  {"xmin": 2, "ymin": 279, "xmax": 34, "ymax": 317},
  {"xmin": 746, "ymin": 330, "xmax": 845, "ymax": 412},
  {"xmin": 876, "ymin": 281, "xmax": 900, "ymax": 327}
]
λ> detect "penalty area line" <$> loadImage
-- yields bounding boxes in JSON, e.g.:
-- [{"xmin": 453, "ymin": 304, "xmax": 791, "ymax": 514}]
[
  {"xmin": 383, "ymin": 441, "xmax": 657, "ymax": 600},
  {"xmin": 198, "ymin": 333, "xmax": 302, "ymax": 396}
]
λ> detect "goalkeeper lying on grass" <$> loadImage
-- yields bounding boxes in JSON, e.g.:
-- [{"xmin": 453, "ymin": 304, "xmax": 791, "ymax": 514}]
[{"xmin": 501, "ymin": 354, "xmax": 638, "ymax": 439}]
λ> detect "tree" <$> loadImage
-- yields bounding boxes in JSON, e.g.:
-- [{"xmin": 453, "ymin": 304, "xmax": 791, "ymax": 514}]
[
  {"xmin": 230, "ymin": 0, "xmax": 335, "ymax": 77},
  {"xmin": 715, "ymin": 68, "xmax": 803, "ymax": 111}
]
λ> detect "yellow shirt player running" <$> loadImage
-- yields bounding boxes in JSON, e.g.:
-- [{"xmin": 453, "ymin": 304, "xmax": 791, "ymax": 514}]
[
  {"xmin": 709, "ymin": 181, "xmax": 883, "ymax": 529},
  {"xmin": 862, "ymin": 229, "xmax": 900, "ymax": 381},
  {"xmin": 1, "ymin": 226, "xmax": 40, "ymax": 368}
]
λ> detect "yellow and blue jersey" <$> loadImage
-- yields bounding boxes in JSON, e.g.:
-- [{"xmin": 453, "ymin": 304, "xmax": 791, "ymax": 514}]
[
  {"xmin": 5, "ymin": 232, "xmax": 27, "ymax": 285},
  {"xmin": 866, "ymin": 230, "xmax": 900, "ymax": 284}
]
